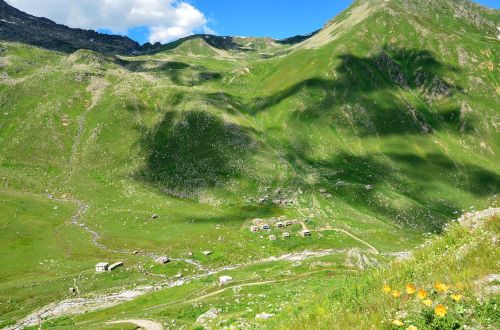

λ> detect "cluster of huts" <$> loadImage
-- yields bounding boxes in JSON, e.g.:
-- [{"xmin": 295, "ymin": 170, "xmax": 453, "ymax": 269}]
[{"xmin": 249, "ymin": 217, "xmax": 311, "ymax": 239}]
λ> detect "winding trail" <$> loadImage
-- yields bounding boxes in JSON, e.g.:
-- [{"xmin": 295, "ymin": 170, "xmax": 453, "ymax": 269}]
[
  {"xmin": 48, "ymin": 194, "xmax": 209, "ymax": 272},
  {"xmin": 5, "ymin": 193, "xmax": 396, "ymax": 329},
  {"xmin": 107, "ymin": 319, "xmax": 163, "ymax": 330},
  {"xmin": 8, "ymin": 190, "xmax": 498, "ymax": 330},
  {"xmin": 144, "ymin": 268, "xmax": 356, "ymax": 312},
  {"xmin": 314, "ymin": 225, "xmax": 380, "ymax": 255},
  {"xmin": 297, "ymin": 209, "xmax": 380, "ymax": 254}
]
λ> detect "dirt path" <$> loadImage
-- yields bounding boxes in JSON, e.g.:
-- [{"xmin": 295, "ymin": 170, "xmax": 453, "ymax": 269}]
[
  {"xmin": 46, "ymin": 193, "xmax": 209, "ymax": 272},
  {"xmin": 315, "ymin": 226, "xmax": 380, "ymax": 255},
  {"xmin": 297, "ymin": 210, "xmax": 379, "ymax": 254},
  {"xmin": 107, "ymin": 319, "xmax": 164, "ymax": 330},
  {"xmin": 8, "ymin": 246, "xmax": 349, "ymax": 329},
  {"xmin": 0, "ymin": 210, "xmax": 18, "ymax": 231},
  {"xmin": 187, "ymin": 268, "xmax": 350, "ymax": 303},
  {"xmin": 142, "ymin": 268, "xmax": 354, "ymax": 312},
  {"xmin": 5, "ymin": 193, "xmax": 368, "ymax": 329}
]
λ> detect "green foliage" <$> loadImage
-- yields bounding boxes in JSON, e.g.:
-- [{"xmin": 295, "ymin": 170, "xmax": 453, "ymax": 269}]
[
  {"xmin": 273, "ymin": 216, "xmax": 500, "ymax": 329},
  {"xmin": 0, "ymin": 0, "xmax": 499, "ymax": 327},
  {"xmin": 41, "ymin": 316, "xmax": 75, "ymax": 328}
]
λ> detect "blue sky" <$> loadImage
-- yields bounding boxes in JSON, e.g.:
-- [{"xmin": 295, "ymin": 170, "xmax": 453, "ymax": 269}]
[
  {"xmin": 128, "ymin": 0, "xmax": 500, "ymax": 44},
  {"xmin": 7, "ymin": 0, "xmax": 499, "ymax": 45}
]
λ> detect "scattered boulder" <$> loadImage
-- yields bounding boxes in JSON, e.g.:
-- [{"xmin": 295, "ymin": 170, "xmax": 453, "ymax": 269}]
[
  {"xmin": 335, "ymin": 180, "xmax": 347, "ymax": 187},
  {"xmin": 219, "ymin": 275, "xmax": 233, "ymax": 285},
  {"xmin": 196, "ymin": 308, "xmax": 220, "ymax": 324},
  {"xmin": 255, "ymin": 312, "xmax": 274, "ymax": 319},
  {"xmin": 155, "ymin": 256, "xmax": 169, "ymax": 264}
]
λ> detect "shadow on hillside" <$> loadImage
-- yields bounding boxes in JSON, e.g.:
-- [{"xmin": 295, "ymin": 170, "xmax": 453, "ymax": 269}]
[
  {"xmin": 250, "ymin": 47, "xmax": 468, "ymax": 137},
  {"xmin": 122, "ymin": 59, "xmax": 222, "ymax": 86},
  {"xmin": 186, "ymin": 204, "xmax": 281, "ymax": 225},
  {"xmin": 282, "ymin": 141, "xmax": 499, "ymax": 231},
  {"xmin": 135, "ymin": 110, "xmax": 255, "ymax": 198}
]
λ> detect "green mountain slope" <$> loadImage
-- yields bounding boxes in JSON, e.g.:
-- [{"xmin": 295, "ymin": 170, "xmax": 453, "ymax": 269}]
[
  {"xmin": 0, "ymin": 0, "xmax": 499, "ymax": 328},
  {"xmin": 273, "ymin": 211, "xmax": 500, "ymax": 329}
]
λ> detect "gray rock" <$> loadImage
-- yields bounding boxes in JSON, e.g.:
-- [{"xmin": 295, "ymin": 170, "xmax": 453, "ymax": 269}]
[
  {"xmin": 255, "ymin": 312, "xmax": 274, "ymax": 319},
  {"xmin": 197, "ymin": 308, "xmax": 220, "ymax": 323}
]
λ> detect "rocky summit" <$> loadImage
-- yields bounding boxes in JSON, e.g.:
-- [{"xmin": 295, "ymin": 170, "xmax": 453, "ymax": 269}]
[{"xmin": 0, "ymin": 0, "xmax": 499, "ymax": 329}]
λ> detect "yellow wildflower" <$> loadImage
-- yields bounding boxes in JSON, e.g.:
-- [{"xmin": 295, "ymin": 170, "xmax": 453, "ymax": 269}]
[
  {"xmin": 423, "ymin": 299, "xmax": 433, "ymax": 307},
  {"xmin": 383, "ymin": 284, "xmax": 392, "ymax": 293},
  {"xmin": 434, "ymin": 281, "xmax": 450, "ymax": 293},
  {"xmin": 392, "ymin": 319, "xmax": 404, "ymax": 326},
  {"xmin": 435, "ymin": 304, "xmax": 447, "ymax": 317},
  {"xmin": 406, "ymin": 283, "xmax": 416, "ymax": 295},
  {"xmin": 451, "ymin": 294, "xmax": 463, "ymax": 301},
  {"xmin": 417, "ymin": 289, "xmax": 428, "ymax": 299},
  {"xmin": 392, "ymin": 290, "xmax": 401, "ymax": 298},
  {"xmin": 407, "ymin": 326, "xmax": 418, "ymax": 330}
]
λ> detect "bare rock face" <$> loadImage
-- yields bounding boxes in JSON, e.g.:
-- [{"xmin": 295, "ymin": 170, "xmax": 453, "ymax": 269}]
[
  {"xmin": 457, "ymin": 208, "xmax": 500, "ymax": 230},
  {"xmin": 375, "ymin": 51, "xmax": 408, "ymax": 88},
  {"xmin": 0, "ymin": 0, "xmax": 142, "ymax": 55}
]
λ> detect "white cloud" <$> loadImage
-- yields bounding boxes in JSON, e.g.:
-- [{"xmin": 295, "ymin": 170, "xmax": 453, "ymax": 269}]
[{"xmin": 5, "ymin": 0, "xmax": 212, "ymax": 43}]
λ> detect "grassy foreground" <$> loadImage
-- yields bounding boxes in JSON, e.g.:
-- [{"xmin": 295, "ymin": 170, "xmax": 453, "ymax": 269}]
[{"xmin": 272, "ymin": 213, "xmax": 500, "ymax": 329}]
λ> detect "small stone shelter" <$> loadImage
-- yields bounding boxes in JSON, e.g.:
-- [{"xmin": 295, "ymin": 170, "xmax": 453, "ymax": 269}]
[
  {"xmin": 95, "ymin": 262, "xmax": 109, "ymax": 272},
  {"xmin": 109, "ymin": 262, "xmax": 123, "ymax": 271},
  {"xmin": 301, "ymin": 230, "xmax": 312, "ymax": 237}
]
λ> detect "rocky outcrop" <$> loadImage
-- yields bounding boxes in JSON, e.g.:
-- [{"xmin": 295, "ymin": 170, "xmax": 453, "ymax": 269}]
[{"xmin": 0, "ymin": 0, "xmax": 141, "ymax": 55}]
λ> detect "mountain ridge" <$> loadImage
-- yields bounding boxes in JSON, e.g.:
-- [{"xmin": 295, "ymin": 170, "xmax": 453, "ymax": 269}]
[
  {"xmin": 0, "ymin": 0, "xmax": 317, "ymax": 56},
  {"xmin": 1, "ymin": 0, "xmax": 498, "ymax": 57}
]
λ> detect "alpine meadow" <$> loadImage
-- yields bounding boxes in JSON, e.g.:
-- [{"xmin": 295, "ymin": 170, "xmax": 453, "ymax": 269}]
[{"xmin": 0, "ymin": 0, "xmax": 499, "ymax": 329}]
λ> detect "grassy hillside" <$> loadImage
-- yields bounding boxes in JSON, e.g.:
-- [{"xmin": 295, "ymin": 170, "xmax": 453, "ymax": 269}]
[
  {"xmin": 272, "ymin": 211, "xmax": 500, "ymax": 329},
  {"xmin": 0, "ymin": 0, "xmax": 499, "ymax": 328}
]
